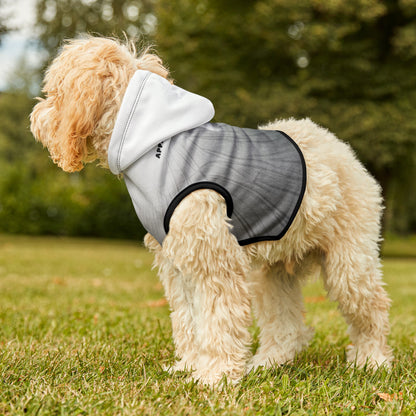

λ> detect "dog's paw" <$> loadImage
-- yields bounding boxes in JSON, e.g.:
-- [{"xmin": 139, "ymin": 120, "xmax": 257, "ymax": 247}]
[
  {"xmin": 187, "ymin": 353, "xmax": 247, "ymax": 386},
  {"xmin": 190, "ymin": 369, "xmax": 241, "ymax": 388},
  {"xmin": 248, "ymin": 328, "xmax": 314, "ymax": 373},
  {"xmin": 163, "ymin": 359, "xmax": 194, "ymax": 374},
  {"xmin": 346, "ymin": 344, "xmax": 393, "ymax": 370},
  {"xmin": 190, "ymin": 360, "xmax": 244, "ymax": 387},
  {"xmin": 247, "ymin": 350, "xmax": 293, "ymax": 373}
]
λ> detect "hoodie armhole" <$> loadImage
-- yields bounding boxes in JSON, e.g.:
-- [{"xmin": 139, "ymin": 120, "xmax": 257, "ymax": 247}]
[{"xmin": 163, "ymin": 182, "xmax": 234, "ymax": 234}]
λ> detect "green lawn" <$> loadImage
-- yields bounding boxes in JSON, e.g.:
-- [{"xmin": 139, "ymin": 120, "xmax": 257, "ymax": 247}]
[{"xmin": 1, "ymin": 234, "xmax": 415, "ymax": 415}]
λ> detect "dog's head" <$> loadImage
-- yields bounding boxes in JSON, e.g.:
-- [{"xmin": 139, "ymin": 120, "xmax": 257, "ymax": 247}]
[{"xmin": 30, "ymin": 36, "xmax": 169, "ymax": 172}]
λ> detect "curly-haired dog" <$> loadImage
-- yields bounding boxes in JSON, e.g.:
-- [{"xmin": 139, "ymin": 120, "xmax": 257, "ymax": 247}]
[{"xmin": 30, "ymin": 36, "xmax": 392, "ymax": 385}]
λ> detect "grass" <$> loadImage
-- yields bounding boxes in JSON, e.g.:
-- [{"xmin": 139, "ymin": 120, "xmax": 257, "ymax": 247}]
[{"xmin": 0, "ymin": 234, "xmax": 415, "ymax": 415}]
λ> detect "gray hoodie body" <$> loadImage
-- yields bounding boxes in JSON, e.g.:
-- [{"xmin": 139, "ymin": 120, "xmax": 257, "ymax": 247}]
[{"xmin": 108, "ymin": 71, "xmax": 306, "ymax": 246}]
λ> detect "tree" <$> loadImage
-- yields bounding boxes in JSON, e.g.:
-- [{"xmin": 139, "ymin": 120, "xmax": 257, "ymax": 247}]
[
  {"xmin": 0, "ymin": 0, "xmax": 155, "ymax": 239},
  {"xmin": 35, "ymin": 0, "xmax": 156, "ymax": 55},
  {"xmin": 4, "ymin": 0, "xmax": 414, "ymax": 237},
  {"xmin": 0, "ymin": 0, "xmax": 154, "ymax": 239},
  {"xmin": 155, "ymin": 0, "xmax": 416, "ymax": 233},
  {"xmin": 0, "ymin": 0, "xmax": 11, "ymax": 44}
]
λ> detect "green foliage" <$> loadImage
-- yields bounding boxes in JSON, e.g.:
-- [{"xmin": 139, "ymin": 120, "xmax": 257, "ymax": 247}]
[
  {"xmin": 0, "ymin": 163, "xmax": 145, "ymax": 239},
  {"xmin": 0, "ymin": 91, "xmax": 145, "ymax": 239},
  {"xmin": 1, "ymin": 0, "xmax": 415, "ymax": 237},
  {"xmin": 155, "ymin": 0, "xmax": 416, "ymax": 233},
  {"xmin": 0, "ymin": 235, "xmax": 416, "ymax": 414},
  {"xmin": 0, "ymin": 0, "xmax": 157, "ymax": 240},
  {"xmin": 35, "ymin": 0, "xmax": 156, "ymax": 54}
]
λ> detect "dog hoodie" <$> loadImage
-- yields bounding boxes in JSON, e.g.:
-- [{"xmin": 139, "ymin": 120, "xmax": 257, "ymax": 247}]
[{"xmin": 108, "ymin": 70, "xmax": 306, "ymax": 246}]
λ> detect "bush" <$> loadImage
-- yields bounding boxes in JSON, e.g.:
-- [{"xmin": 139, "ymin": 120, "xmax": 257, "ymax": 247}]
[{"xmin": 0, "ymin": 163, "xmax": 146, "ymax": 240}]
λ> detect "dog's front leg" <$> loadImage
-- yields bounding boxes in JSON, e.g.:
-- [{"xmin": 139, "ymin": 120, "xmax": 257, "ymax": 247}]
[
  {"xmin": 145, "ymin": 233, "xmax": 199, "ymax": 372},
  {"xmin": 162, "ymin": 190, "xmax": 252, "ymax": 386}
]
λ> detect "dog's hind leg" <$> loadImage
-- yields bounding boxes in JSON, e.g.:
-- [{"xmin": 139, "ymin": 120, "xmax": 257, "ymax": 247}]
[
  {"xmin": 162, "ymin": 190, "xmax": 252, "ymax": 385},
  {"xmin": 322, "ymin": 245, "xmax": 393, "ymax": 369},
  {"xmin": 248, "ymin": 263, "xmax": 314, "ymax": 371}
]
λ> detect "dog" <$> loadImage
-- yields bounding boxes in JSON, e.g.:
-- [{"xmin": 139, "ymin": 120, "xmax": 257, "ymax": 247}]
[{"xmin": 30, "ymin": 36, "xmax": 393, "ymax": 385}]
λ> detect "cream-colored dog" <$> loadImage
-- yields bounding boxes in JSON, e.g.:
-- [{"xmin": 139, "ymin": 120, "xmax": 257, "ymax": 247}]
[{"xmin": 30, "ymin": 36, "xmax": 392, "ymax": 385}]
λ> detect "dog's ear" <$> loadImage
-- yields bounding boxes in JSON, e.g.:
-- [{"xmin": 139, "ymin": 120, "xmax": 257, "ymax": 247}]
[
  {"xmin": 53, "ymin": 70, "xmax": 107, "ymax": 172},
  {"xmin": 30, "ymin": 71, "xmax": 103, "ymax": 173}
]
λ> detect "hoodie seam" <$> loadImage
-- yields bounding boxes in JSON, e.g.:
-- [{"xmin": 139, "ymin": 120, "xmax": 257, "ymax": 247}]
[{"xmin": 116, "ymin": 72, "xmax": 151, "ymax": 172}]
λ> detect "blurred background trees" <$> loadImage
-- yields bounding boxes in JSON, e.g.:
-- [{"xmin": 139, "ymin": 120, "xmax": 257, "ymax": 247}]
[
  {"xmin": 0, "ymin": 0, "xmax": 415, "ymax": 239},
  {"xmin": 0, "ymin": 0, "xmax": 10, "ymax": 42}
]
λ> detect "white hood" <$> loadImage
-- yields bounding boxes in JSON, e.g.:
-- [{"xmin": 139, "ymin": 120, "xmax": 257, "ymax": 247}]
[{"xmin": 108, "ymin": 70, "xmax": 215, "ymax": 174}]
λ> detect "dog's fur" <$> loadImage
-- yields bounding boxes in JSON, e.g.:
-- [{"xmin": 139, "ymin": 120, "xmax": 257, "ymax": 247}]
[{"xmin": 30, "ymin": 36, "xmax": 393, "ymax": 385}]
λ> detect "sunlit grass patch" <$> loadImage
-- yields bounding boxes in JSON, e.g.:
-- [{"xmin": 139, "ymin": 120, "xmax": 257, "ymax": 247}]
[{"xmin": 1, "ymin": 234, "xmax": 415, "ymax": 415}]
